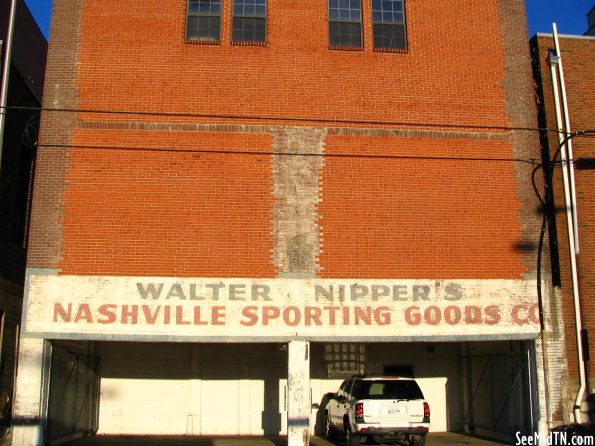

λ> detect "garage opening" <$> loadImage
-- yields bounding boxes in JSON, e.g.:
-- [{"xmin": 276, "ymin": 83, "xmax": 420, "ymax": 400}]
[
  {"xmin": 44, "ymin": 340, "xmax": 536, "ymax": 444},
  {"xmin": 46, "ymin": 341, "xmax": 100, "ymax": 444},
  {"xmin": 310, "ymin": 341, "xmax": 536, "ymax": 443}
]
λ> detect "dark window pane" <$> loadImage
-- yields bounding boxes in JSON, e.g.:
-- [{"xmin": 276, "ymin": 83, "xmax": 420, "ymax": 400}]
[
  {"xmin": 329, "ymin": 21, "xmax": 362, "ymax": 47},
  {"xmin": 234, "ymin": 0, "xmax": 266, "ymax": 17},
  {"xmin": 232, "ymin": 17, "xmax": 266, "ymax": 42},
  {"xmin": 328, "ymin": 0, "xmax": 362, "ymax": 47},
  {"xmin": 373, "ymin": 23, "xmax": 405, "ymax": 49},
  {"xmin": 187, "ymin": 0, "xmax": 222, "ymax": 41},
  {"xmin": 372, "ymin": 0, "xmax": 406, "ymax": 49}
]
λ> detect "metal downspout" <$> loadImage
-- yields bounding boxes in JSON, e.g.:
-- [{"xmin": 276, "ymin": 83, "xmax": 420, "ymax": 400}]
[
  {"xmin": 553, "ymin": 25, "xmax": 580, "ymax": 254},
  {"xmin": 0, "ymin": 0, "xmax": 18, "ymax": 175},
  {"xmin": 548, "ymin": 24, "xmax": 586, "ymax": 423}
]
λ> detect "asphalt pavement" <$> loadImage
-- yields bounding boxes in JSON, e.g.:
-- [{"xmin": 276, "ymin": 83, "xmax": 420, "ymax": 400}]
[{"xmin": 46, "ymin": 433, "xmax": 509, "ymax": 446}]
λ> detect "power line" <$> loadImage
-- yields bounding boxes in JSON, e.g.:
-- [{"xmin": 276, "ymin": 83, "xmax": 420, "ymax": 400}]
[
  {"xmin": 2, "ymin": 104, "xmax": 562, "ymax": 134},
  {"xmin": 37, "ymin": 142, "xmax": 540, "ymax": 165}
]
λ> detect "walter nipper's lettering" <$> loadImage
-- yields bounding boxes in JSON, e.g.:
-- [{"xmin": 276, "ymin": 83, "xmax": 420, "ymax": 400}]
[
  {"xmin": 313, "ymin": 283, "xmax": 463, "ymax": 302},
  {"xmin": 136, "ymin": 282, "xmax": 272, "ymax": 301}
]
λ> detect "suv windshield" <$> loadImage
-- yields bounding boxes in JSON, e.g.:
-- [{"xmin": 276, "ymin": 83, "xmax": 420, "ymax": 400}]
[{"xmin": 352, "ymin": 380, "xmax": 424, "ymax": 400}]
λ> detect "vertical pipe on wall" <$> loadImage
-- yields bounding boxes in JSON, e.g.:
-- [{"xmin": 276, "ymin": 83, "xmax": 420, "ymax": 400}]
[
  {"xmin": 548, "ymin": 24, "xmax": 586, "ymax": 423},
  {"xmin": 0, "ymin": 0, "xmax": 18, "ymax": 175},
  {"xmin": 552, "ymin": 25, "xmax": 580, "ymax": 254}
]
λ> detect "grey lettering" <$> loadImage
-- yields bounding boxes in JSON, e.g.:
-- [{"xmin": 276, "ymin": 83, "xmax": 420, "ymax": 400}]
[
  {"xmin": 315, "ymin": 285, "xmax": 334, "ymax": 302},
  {"xmin": 412, "ymin": 285, "xmax": 430, "ymax": 301},
  {"xmin": 136, "ymin": 283, "xmax": 164, "ymax": 300},
  {"xmin": 371, "ymin": 285, "xmax": 390, "ymax": 301},
  {"xmin": 393, "ymin": 285, "xmax": 408, "ymax": 301},
  {"xmin": 350, "ymin": 284, "xmax": 369, "ymax": 301},
  {"xmin": 165, "ymin": 283, "xmax": 186, "ymax": 300},
  {"xmin": 444, "ymin": 283, "xmax": 463, "ymax": 301},
  {"xmin": 251, "ymin": 284, "xmax": 271, "ymax": 301},
  {"xmin": 206, "ymin": 284, "xmax": 225, "ymax": 300},
  {"xmin": 229, "ymin": 284, "xmax": 246, "ymax": 301}
]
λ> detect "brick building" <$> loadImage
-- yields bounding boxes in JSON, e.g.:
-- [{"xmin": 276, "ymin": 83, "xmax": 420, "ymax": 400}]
[
  {"xmin": 12, "ymin": 0, "xmax": 558, "ymax": 445},
  {"xmin": 0, "ymin": 0, "xmax": 46, "ymax": 420},
  {"xmin": 531, "ymin": 29, "xmax": 595, "ymax": 424}
]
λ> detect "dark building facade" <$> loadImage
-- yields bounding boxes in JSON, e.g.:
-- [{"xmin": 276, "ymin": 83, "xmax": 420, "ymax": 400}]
[{"xmin": 0, "ymin": 0, "xmax": 47, "ymax": 422}]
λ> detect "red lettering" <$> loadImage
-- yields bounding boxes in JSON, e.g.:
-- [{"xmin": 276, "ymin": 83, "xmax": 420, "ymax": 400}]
[
  {"xmin": 305, "ymin": 306, "xmax": 323, "ymax": 326},
  {"xmin": 193, "ymin": 306, "xmax": 208, "ymax": 325},
  {"xmin": 142, "ymin": 305, "xmax": 160, "ymax": 324},
  {"xmin": 176, "ymin": 306, "xmax": 190, "ymax": 325},
  {"xmin": 354, "ymin": 307, "xmax": 372, "ymax": 325},
  {"xmin": 240, "ymin": 306, "xmax": 258, "ymax": 326},
  {"xmin": 374, "ymin": 306, "xmax": 391, "ymax": 325},
  {"xmin": 54, "ymin": 303, "xmax": 72, "ymax": 322},
  {"xmin": 512, "ymin": 304, "xmax": 527, "ymax": 325},
  {"xmin": 484, "ymin": 305, "xmax": 501, "ymax": 325},
  {"xmin": 283, "ymin": 306, "xmax": 301, "ymax": 326},
  {"xmin": 212, "ymin": 306, "xmax": 226, "ymax": 325},
  {"xmin": 424, "ymin": 306, "xmax": 441, "ymax": 325},
  {"xmin": 465, "ymin": 306, "xmax": 482, "ymax": 324},
  {"xmin": 405, "ymin": 306, "xmax": 421, "ymax": 325},
  {"xmin": 74, "ymin": 304, "xmax": 93, "ymax": 323},
  {"xmin": 121, "ymin": 305, "xmax": 138, "ymax": 324},
  {"xmin": 98, "ymin": 304, "xmax": 117, "ymax": 324},
  {"xmin": 263, "ymin": 306, "xmax": 280, "ymax": 325},
  {"xmin": 324, "ymin": 306, "xmax": 339, "ymax": 325},
  {"xmin": 444, "ymin": 306, "xmax": 462, "ymax": 325}
]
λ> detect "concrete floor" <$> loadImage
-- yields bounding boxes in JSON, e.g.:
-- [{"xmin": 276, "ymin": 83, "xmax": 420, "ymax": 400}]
[{"xmin": 40, "ymin": 433, "xmax": 508, "ymax": 446}]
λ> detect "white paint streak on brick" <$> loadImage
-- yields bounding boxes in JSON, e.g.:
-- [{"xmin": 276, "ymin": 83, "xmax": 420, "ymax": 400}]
[{"xmin": 272, "ymin": 127, "xmax": 325, "ymax": 277}]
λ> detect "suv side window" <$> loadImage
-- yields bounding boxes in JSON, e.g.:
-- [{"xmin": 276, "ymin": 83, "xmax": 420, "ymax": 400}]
[
  {"xmin": 338, "ymin": 379, "xmax": 349, "ymax": 397},
  {"xmin": 344, "ymin": 377, "xmax": 356, "ymax": 398}
]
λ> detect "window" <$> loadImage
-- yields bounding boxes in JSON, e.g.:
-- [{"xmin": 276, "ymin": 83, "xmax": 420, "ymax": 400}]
[
  {"xmin": 186, "ymin": 0, "xmax": 222, "ymax": 42},
  {"xmin": 232, "ymin": 0, "xmax": 267, "ymax": 43},
  {"xmin": 328, "ymin": 0, "xmax": 363, "ymax": 48},
  {"xmin": 372, "ymin": 0, "xmax": 407, "ymax": 50}
]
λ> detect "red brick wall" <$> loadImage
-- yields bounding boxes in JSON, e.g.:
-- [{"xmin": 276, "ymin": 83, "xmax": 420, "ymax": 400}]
[
  {"xmin": 75, "ymin": 0, "xmax": 508, "ymax": 127},
  {"xmin": 319, "ymin": 135, "xmax": 525, "ymax": 278},
  {"xmin": 29, "ymin": 0, "xmax": 540, "ymax": 283},
  {"xmin": 532, "ymin": 35, "xmax": 595, "ymax": 394}
]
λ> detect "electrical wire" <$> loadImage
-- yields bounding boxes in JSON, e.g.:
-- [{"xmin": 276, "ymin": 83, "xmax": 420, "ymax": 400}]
[
  {"xmin": 0, "ymin": 104, "xmax": 558, "ymax": 134},
  {"xmin": 531, "ymin": 130, "xmax": 595, "ymax": 334},
  {"xmin": 37, "ymin": 142, "xmax": 540, "ymax": 164}
]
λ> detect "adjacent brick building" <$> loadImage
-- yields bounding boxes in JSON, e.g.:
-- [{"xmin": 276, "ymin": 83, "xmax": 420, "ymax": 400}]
[
  {"xmin": 12, "ymin": 0, "xmax": 561, "ymax": 445},
  {"xmin": 531, "ymin": 30, "xmax": 595, "ymax": 423}
]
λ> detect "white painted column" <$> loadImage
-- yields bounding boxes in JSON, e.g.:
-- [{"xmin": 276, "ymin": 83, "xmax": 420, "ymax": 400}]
[
  {"xmin": 187, "ymin": 345, "xmax": 202, "ymax": 435},
  {"xmin": 287, "ymin": 340, "xmax": 310, "ymax": 446},
  {"xmin": 12, "ymin": 337, "xmax": 51, "ymax": 446}
]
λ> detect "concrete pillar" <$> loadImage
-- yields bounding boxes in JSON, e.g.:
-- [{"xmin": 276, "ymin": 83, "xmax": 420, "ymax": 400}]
[
  {"xmin": 12, "ymin": 337, "xmax": 51, "ymax": 446},
  {"xmin": 287, "ymin": 340, "xmax": 310, "ymax": 446}
]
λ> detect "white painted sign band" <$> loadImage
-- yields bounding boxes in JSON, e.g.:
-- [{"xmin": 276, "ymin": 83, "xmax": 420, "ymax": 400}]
[{"xmin": 23, "ymin": 273, "xmax": 541, "ymax": 340}]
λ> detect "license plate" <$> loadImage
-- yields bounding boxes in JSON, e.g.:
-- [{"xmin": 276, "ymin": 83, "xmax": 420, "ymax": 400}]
[{"xmin": 385, "ymin": 407, "xmax": 407, "ymax": 417}]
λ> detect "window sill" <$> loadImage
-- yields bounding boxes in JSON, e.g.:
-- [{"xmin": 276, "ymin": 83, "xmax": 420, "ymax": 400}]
[
  {"xmin": 328, "ymin": 45, "xmax": 364, "ymax": 51},
  {"xmin": 231, "ymin": 41, "xmax": 267, "ymax": 46},
  {"xmin": 185, "ymin": 39, "xmax": 221, "ymax": 45},
  {"xmin": 373, "ymin": 47, "xmax": 409, "ymax": 54}
]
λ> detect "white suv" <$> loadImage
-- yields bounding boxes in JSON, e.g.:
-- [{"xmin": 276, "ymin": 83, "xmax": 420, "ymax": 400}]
[{"xmin": 325, "ymin": 375, "xmax": 430, "ymax": 446}]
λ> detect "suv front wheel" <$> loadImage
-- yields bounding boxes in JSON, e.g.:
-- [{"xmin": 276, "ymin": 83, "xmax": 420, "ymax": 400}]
[{"xmin": 324, "ymin": 412, "xmax": 336, "ymax": 440}]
